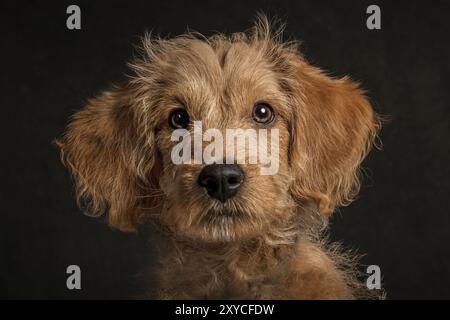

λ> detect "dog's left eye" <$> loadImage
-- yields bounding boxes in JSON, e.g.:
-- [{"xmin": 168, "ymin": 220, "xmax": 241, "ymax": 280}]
[
  {"xmin": 252, "ymin": 103, "xmax": 275, "ymax": 124},
  {"xmin": 169, "ymin": 108, "xmax": 190, "ymax": 129}
]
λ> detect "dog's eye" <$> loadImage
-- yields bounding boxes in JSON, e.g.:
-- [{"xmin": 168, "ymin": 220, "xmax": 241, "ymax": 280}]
[
  {"xmin": 252, "ymin": 103, "xmax": 275, "ymax": 124},
  {"xmin": 169, "ymin": 108, "xmax": 190, "ymax": 129}
]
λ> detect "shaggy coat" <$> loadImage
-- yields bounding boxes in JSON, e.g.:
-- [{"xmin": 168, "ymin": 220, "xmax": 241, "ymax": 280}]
[{"xmin": 58, "ymin": 17, "xmax": 381, "ymax": 299}]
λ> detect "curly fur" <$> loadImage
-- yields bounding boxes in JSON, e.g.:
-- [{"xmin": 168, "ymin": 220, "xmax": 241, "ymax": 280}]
[{"xmin": 57, "ymin": 15, "xmax": 382, "ymax": 299}]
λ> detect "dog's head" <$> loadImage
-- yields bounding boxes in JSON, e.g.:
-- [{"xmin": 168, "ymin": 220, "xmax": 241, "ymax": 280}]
[{"xmin": 58, "ymin": 18, "xmax": 379, "ymax": 242}]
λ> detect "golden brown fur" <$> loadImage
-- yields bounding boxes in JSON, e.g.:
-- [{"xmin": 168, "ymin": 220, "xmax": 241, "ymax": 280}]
[{"xmin": 57, "ymin": 16, "xmax": 381, "ymax": 299}]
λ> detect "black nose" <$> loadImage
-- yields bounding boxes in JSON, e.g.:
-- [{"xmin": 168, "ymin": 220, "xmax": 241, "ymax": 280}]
[{"xmin": 198, "ymin": 164, "xmax": 245, "ymax": 202}]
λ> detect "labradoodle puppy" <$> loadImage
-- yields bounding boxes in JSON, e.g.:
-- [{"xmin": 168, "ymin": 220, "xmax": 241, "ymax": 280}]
[{"xmin": 58, "ymin": 17, "xmax": 381, "ymax": 299}]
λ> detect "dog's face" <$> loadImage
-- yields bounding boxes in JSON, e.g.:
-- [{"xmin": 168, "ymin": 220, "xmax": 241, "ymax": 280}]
[
  {"xmin": 58, "ymin": 20, "xmax": 379, "ymax": 243},
  {"xmin": 153, "ymin": 40, "xmax": 295, "ymax": 241}
]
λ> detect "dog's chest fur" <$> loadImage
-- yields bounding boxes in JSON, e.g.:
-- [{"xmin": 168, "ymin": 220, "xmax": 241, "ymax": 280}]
[{"xmin": 158, "ymin": 238, "xmax": 297, "ymax": 299}]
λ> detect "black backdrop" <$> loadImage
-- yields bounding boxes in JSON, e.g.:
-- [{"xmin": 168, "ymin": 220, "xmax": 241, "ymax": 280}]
[{"xmin": 1, "ymin": 0, "xmax": 449, "ymax": 299}]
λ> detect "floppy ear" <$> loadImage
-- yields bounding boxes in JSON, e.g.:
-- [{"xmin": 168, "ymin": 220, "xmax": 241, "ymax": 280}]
[
  {"xmin": 288, "ymin": 59, "xmax": 380, "ymax": 216},
  {"xmin": 57, "ymin": 82, "xmax": 160, "ymax": 232}
]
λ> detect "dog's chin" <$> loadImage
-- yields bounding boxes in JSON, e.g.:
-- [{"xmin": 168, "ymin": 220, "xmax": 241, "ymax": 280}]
[{"xmin": 176, "ymin": 207, "xmax": 263, "ymax": 243}]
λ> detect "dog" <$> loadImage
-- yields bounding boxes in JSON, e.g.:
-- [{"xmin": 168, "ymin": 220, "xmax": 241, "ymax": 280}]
[{"xmin": 57, "ymin": 16, "xmax": 381, "ymax": 299}]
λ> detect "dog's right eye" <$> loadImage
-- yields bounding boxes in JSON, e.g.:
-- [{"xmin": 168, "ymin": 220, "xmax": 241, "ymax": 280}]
[{"xmin": 169, "ymin": 108, "xmax": 190, "ymax": 129}]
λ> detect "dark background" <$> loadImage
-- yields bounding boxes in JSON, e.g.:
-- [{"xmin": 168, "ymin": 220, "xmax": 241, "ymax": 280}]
[{"xmin": 1, "ymin": 0, "xmax": 449, "ymax": 299}]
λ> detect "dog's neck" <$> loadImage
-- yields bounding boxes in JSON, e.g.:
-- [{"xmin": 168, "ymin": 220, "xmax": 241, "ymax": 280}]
[
  {"xmin": 159, "ymin": 232, "xmax": 298, "ymax": 299},
  {"xmin": 172, "ymin": 229, "xmax": 298, "ymax": 260}
]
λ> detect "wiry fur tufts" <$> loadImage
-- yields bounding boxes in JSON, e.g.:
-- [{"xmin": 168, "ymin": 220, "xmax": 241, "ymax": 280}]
[{"xmin": 58, "ymin": 15, "xmax": 382, "ymax": 299}]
